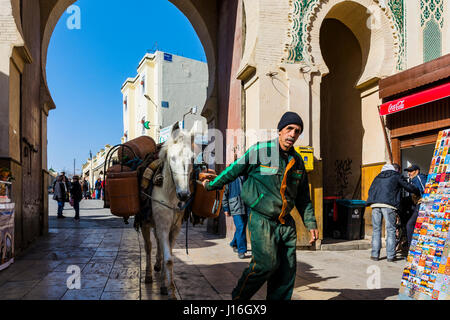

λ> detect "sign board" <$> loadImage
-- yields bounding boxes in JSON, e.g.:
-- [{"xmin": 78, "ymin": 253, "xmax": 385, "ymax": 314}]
[
  {"xmin": 380, "ymin": 82, "xmax": 450, "ymax": 116},
  {"xmin": 194, "ymin": 134, "xmax": 209, "ymax": 145},
  {"xmin": 159, "ymin": 121, "xmax": 185, "ymax": 143},
  {"xmin": 398, "ymin": 129, "xmax": 450, "ymax": 300},
  {"xmin": 0, "ymin": 202, "xmax": 15, "ymax": 271},
  {"xmin": 159, "ymin": 125, "xmax": 172, "ymax": 144},
  {"xmin": 164, "ymin": 53, "xmax": 173, "ymax": 62}
]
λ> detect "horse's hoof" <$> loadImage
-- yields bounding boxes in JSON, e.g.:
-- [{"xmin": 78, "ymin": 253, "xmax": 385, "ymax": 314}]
[
  {"xmin": 160, "ymin": 286, "xmax": 168, "ymax": 295},
  {"xmin": 144, "ymin": 275, "xmax": 153, "ymax": 283},
  {"xmin": 154, "ymin": 264, "xmax": 161, "ymax": 272}
]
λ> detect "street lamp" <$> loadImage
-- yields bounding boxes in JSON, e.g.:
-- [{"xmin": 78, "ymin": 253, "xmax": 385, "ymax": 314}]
[
  {"xmin": 144, "ymin": 94, "xmax": 161, "ymax": 141},
  {"xmin": 182, "ymin": 106, "xmax": 198, "ymax": 129}
]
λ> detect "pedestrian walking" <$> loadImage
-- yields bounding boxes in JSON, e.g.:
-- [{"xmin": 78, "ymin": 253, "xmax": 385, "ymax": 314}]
[
  {"xmin": 366, "ymin": 163, "xmax": 420, "ymax": 262},
  {"xmin": 95, "ymin": 178, "xmax": 102, "ymax": 199},
  {"xmin": 101, "ymin": 178, "xmax": 105, "ymax": 200},
  {"xmin": 203, "ymin": 111, "xmax": 318, "ymax": 300},
  {"xmin": 53, "ymin": 175, "xmax": 69, "ymax": 219},
  {"xmin": 404, "ymin": 164, "xmax": 428, "ymax": 247},
  {"xmin": 82, "ymin": 178, "xmax": 90, "ymax": 199},
  {"xmin": 222, "ymin": 174, "xmax": 250, "ymax": 259},
  {"xmin": 70, "ymin": 175, "xmax": 83, "ymax": 220},
  {"xmin": 52, "ymin": 171, "xmax": 71, "ymax": 194}
]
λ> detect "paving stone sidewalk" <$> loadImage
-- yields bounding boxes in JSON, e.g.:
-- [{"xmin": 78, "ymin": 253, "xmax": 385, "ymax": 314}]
[{"xmin": 0, "ymin": 196, "xmax": 405, "ymax": 300}]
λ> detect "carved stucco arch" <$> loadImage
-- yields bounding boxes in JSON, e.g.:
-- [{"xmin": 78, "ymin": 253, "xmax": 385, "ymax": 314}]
[
  {"xmin": 303, "ymin": 0, "xmax": 400, "ymax": 86},
  {"xmin": 40, "ymin": 0, "xmax": 216, "ymax": 112}
]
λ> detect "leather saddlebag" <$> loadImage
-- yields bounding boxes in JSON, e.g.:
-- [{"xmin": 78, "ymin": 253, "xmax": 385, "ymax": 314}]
[{"xmin": 192, "ymin": 170, "xmax": 224, "ymax": 218}]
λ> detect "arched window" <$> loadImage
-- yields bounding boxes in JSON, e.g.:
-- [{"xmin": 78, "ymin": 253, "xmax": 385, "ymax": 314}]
[{"xmin": 423, "ymin": 18, "xmax": 442, "ymax": 62}]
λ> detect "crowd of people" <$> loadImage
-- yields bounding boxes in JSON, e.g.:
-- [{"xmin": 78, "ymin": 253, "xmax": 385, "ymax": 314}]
[{"xmin": 52, "ymin": 172, "xmax": 104, "ymax": 220}]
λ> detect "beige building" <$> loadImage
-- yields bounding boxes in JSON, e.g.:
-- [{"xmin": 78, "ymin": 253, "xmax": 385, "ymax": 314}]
[
  {"xmin": 121, "ymin": 51, "xmax": 208, "ymax": 144},
  {"xmin": 81, "ymin": 145, "xmax": 116, "ymax": 192}
]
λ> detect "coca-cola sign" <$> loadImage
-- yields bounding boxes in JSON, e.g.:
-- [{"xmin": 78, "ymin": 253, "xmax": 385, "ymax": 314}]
[
  {"xmin": 387, "ymin": 100, "xmax": 405, "ymax": 113},
  {"xmin": 379, "ymin": 82, "xmax": 450, "ymax": 116}
]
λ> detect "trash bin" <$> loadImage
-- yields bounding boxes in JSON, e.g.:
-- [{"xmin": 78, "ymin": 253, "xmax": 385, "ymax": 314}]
[
  {"xmin": 323, "ymin": 196, "xmax": 341, "ymax": 238},
  {"xmin": 336, "ymin": 199, "xmax": 367, "ymax": 240}
]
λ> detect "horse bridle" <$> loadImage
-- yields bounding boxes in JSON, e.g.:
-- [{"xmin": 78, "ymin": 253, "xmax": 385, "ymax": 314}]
[{"xmin": 141, "ymin": 158, "xmax": 195, "ymax": 211}]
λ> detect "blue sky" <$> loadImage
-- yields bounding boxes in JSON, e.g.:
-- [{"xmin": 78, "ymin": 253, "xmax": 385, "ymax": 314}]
[{"xmin": 46, "ymin": 0, "xmax": 206, "ymax": 174}]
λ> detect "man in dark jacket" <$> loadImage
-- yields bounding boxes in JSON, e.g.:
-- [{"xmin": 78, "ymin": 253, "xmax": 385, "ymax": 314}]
[
  {"xmin": 203, "ymin": 111, "xmax": 318, "ymax": 300},
  {"xmin": 222, "ymin": 175, "xmax": 250, "ymax": 259},
  {"xmin": 53, "ymin": 175, "xmax": 68, "ymax": 219},
  {"xmin": 367, "ymin": 163, "xmax": 420, "ymax": 262},
  {"xmin": 95, "ymin": 178, "xmax": 102, "ymax": 199},
  {"xmin": 70, "ymin": 176, "xmax": 83, "ymax": 220},
  {"xmin": 404, "ymin": 164, "xmax": 428, "ymax": 247}
]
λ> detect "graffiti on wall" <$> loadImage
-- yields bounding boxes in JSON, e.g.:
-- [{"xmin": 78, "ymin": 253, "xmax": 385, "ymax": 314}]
[{"xmin": 335, "ymin": 159, "xmax": 353, "ymax": 197}]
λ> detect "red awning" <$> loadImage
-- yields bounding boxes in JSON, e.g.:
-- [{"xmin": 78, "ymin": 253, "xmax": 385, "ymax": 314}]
[{"xmin": 379, "ymin": 82, "xmax": 450, "ymax": 116}]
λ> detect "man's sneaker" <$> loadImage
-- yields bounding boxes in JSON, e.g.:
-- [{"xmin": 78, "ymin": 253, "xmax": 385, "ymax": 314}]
[
  {"xmin": 238, "ymin": 253, "xmax": 246, "ymax": 259},
  {"xmin": 57, "ymin": 215, "xmax": 65, "ymax": 219},
  {"xmin": 370, "ymin": 256, "xmax": 379, "ymax": 261},
  {"xmin": 233, "ymin": 247, "xmax": 238, "ymax": 253}
]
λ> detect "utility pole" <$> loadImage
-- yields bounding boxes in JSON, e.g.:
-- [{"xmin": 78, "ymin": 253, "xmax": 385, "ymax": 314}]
[
  {"xmin": 73, "ymin": 158, "xmax": 76, "ymax": 176},
  {"xmin": 90, "ymin": 151, "xmax": 93, "ymax": 192}
]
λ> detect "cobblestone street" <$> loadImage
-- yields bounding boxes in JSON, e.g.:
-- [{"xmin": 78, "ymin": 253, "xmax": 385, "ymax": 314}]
[{"xmin": 0, "ymin": 196, "xmax": 406, "ymax": 300}]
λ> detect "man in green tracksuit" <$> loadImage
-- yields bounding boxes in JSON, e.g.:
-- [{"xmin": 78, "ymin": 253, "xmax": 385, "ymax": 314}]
[{"xmin": 202, "ymin": 112, "xmax": 319, "ymax": 300}]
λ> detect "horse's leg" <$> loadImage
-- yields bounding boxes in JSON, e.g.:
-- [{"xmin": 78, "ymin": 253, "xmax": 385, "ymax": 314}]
[
  {"xmin": 141, "ymin": 222, "xmax": 153, "ymax": 283},
  {"xmin": 154, "ymin": 223, "xmax": 177, "ymax": 299},
  {"xmin": 154, "ymin": 227, "xmax": 162, "ymax": 272},
  {"xmin": 165, "ymin": 214, "xmax": 183, "ymax": 299}
]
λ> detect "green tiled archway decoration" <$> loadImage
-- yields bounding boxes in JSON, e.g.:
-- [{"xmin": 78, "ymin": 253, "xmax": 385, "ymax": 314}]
[
  {"xmin": 388, "ymin": 0, "xmax": 406, "ymax": 70},
  {"xmin": 286, "ymin": 0, "xmax": 406, "ymax": 71},
  {"xmin": 423, "ymin": 18, "xmax": 442, "ymax": 62},
  {"xmin": 421, "ymin": 0, "xmax": 443, "ymax": 62}
]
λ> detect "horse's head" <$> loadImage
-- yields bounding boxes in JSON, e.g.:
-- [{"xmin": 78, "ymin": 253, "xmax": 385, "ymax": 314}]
[{"xmin": 160, "ymin": 122, "xmax": 195, "ymax": 202}]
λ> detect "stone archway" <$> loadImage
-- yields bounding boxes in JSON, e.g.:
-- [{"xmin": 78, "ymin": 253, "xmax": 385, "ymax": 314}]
[{"xmin": 40, "ymin": 0, "xmax": 218, "ymax": 117}]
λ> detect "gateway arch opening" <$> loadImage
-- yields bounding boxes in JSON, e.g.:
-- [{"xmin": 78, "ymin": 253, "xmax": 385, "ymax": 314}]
[{"xmin": 45, "ymin": 0, "xmax": 209, "ymax": 222}]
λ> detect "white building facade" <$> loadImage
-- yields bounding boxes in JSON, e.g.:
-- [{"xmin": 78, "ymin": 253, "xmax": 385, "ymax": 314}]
[{"xmin": 121, "ymin": 51, "xmax": 208, "ymax": 143}]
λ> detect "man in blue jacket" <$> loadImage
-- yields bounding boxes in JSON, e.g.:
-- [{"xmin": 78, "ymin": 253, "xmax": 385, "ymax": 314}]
[{"xmin": 222, "ymin": 175, "xmax": 250, "ymax": 259}]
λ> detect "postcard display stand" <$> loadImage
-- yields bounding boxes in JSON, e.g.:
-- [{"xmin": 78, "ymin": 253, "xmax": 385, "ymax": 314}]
[
  {"xmin": 399, "ymin": 129, "xmax": 450, "ymax": 300},
  {"xmin": 0, "ymin": 180, "xmax": 14, "ymax": 271}
]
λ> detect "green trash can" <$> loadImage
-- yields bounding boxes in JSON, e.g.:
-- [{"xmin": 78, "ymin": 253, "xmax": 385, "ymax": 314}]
[{"xmin": 336, "ymin": 199, "xmax": 367, "ymax": 240}]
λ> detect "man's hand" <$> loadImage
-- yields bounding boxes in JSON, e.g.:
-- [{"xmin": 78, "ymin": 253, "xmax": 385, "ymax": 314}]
[
  {"xmin": 202, "ymin": 179, "xmax": 210, "ymax": 189},
  {"xmin": 309, "ymin": 229, "xmax": 319, "ymax": 245},
  {"xmin": 224, "ymin": 211, "xmax": 230, "ymax": 217}
]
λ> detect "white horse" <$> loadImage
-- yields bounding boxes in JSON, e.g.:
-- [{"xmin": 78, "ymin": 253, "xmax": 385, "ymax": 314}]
[{"xmin": 140, "ymin": 123, "xmax": 195, "ymax": 300}]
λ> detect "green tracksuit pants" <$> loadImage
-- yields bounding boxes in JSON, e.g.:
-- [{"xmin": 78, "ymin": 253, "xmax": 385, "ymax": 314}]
[{"xmin": 231, "ymin": 211, "xmax": 297, "ymax": 300}]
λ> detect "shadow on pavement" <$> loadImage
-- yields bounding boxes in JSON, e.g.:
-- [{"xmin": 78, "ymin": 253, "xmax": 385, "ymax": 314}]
[{"xmin": 307, "ymin": 286, "xmax": 399, "ymax": 300}]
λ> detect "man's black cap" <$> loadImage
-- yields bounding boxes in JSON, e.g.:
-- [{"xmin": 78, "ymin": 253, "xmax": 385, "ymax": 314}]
[
  {"xmin": 277, "ymin": 112, "xmax": 304, "ymax": 133},
  {"xmin": 404, "ymin": 164, "xmax": 420, "ymax": 172}
]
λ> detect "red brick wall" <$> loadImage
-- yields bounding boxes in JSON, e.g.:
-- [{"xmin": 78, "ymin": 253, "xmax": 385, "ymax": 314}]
[{"xmin": 216, "ymin": 0, "xmax": 243, "ymax": 237}]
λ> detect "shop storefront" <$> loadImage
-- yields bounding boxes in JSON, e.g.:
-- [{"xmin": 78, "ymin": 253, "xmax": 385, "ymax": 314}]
[{"xmin": 379, "ymin": 54, "xmax": 450, "ymax": 173}]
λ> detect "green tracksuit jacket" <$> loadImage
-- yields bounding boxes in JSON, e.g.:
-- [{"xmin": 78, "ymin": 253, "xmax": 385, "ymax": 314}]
[{"xmin": 206, "ymin": 139, "xmax": 317, "ymax": 229}]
